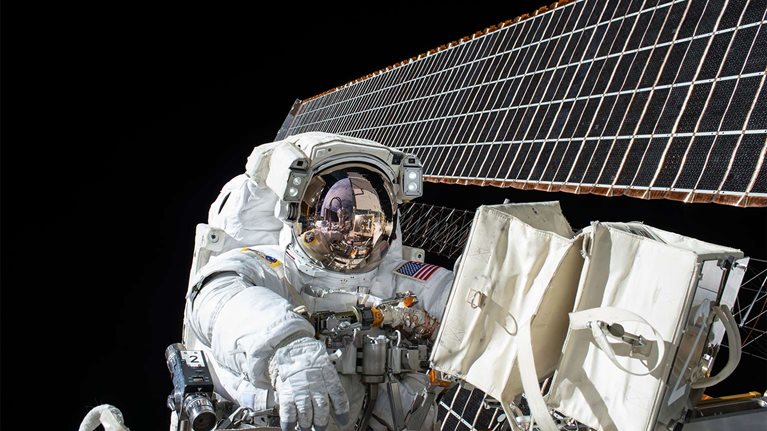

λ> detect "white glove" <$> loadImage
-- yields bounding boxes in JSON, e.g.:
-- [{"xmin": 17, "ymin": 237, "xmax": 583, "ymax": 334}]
[{"xmin": 270, "ymin": 336, "xmax": 350, "ymax": 431}]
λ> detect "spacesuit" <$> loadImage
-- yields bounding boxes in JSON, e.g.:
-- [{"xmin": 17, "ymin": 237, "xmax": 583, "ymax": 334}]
[{"xmin": 182, "ymin": 132, "xmax": 454, "ymax": 431}]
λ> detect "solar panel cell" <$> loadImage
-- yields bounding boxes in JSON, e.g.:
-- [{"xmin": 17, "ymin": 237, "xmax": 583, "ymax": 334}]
[
  {"xmin": 577, "ymin": 99, "xmax": 603, "ymax": 136},
  {"xmin": 719, "ymin": 0, "xmax": 748, "ymax": 29},
  {"xmin": 582, "ymin": 139, "xmax": 613, "ymax": 183},
  {"xmin": 632, "ymin": 137, "xmax": 668, "ymax": 186},
  {"xmin": 587, "ymin": 21, "xmax": 610, "ymax": 55},
  {"xmin": 723, "ymin": 77, "xmax": 761, "ymax": 129},
  {"xmin": 567, "ymin": 139, "xmax": 595, "ymax": 182},
  {"xmin": 616, "ymin": 137, "xmax": 651, "ymax": 184},
  {"xmin": 554, "ymin": 140, "xmax": 583, "ymax": 182},
  {"xmin": 531, "ymin": 70, "xmax": 553, "ymax": 102},
  {"xmin": 633, "ymin": 89, "xmax": 664, "ymax": 134},
  {"xmin": 659, "ymin": 2, "xmax": 688, "ymax": 44},
  {"xmin": 552, "ymin": 101, "xmax": 574, "ymax": 133},
  {"xmin": 642, "ymin": 6, "xmax": 669, "ymax": 48},
  {"xmin": 722, "ymin": 133, "xmax": 765, "ymax": 191},
  {"xmin": 695, "ymin": 0, "xmax": 726, "ymax": 35},
  {"xmin": 625, "ymin": 16, "xmax": 649, "ymax": 52},
  {"xmin": 722, "ymin": 27, "xmax": 758, "ymax": 76},
  {"xmin": 608, "ymin": 55, "xmax": 634, "ymax": 91},
  {"xmin": 699, "ymin": 34, "xmax": 733, "ymax": 80},
  {"xmin": 640, "ymin": 45, "xmax": 670, "ymax": 87},
  {"xmin": 752, "ymin": 152, "xmax": 767, "ymax": 193},
  {"xmin": 617, "ymin": 13, "xmax": 640, "ymax": 48},
  {"xmin": 656, "ymin": 87, "xmax": 688, "ymax": 134},
  {"xmin": 747, "ymin": 85, "xmax": 767, "ymax": 130},
  {"xmin": 589, "ymin": 95, "xmax": 617, "ymax": 136},
  {"xmin": 677, "ymin": 39, "xmax": 708, "ymax": 83},
  {"xmin": 586, "ymin": 0, "xmax": 606, "ymax": 27},
  {"xmin": 658, "ymin": 41, "xmax": 691, "ymax": 85},
  {"xmin": 676, "ymin": 83, "xmax": 713, "ymax": 133},
  {"xmin": 654, "ymin": 136, "xmax": 690, "ymax": 187},
  {"xmin": 743, "ymin": 0, "xmax": 767, "ymax": 25},
  {"xmin": 529, "ymin": 142, "xmax": 555, "ymax": 180},
  {"xmin": 604, "ymin": 94, "xmax": 633, "ymax": 134},
  {"xmin": 563, "ymin": 2, "xmax": 586, "ymax": 33},
  {"xmin": 484, "ymin": 143, "xmax": 510, "ymax": 179},
  {"xmin": 537, "ymin": 107, "xmax": 561, "ymax": 140},
  {"xmin": 517, "ymin": 146, "xmax": 540, "ymax": 180},
  {"xmin": 441, "ymin": 411, "xmax": 461, "ymax": 431},
  {"xmin": 553, "ymin": 65, "xmax": 576, "ymax": 100},
  {"xmin": 610, "ymin": 0, "xmax": 631, "ymax": 17},
  {"xmin": 697, "ymin": 134, "xmax": 738, "ymax": 190},
  {"xmin": 674, "ymin": 135, "xmax": 716, "ymax": 189},
  {"xmin": 522, "ymin": 16, "xmax": 546, "ymax": 46},
  {"xmin": 744, "ymin": 25, "xmax": 767, "ymax": 74},
  {"xmin": 541, "ymin": 142, "xmax": 568, "ymax": 182},
  {"xmin": 598, "ymin": 138, "xmax": 631, "ymax": 184}
]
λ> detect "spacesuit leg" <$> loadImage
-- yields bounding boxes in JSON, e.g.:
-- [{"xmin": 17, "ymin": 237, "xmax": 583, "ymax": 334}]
[
  {"xmin": 313, "ymin": 372, "xmax": 429, "ymax": 431},
  {"xmin": 369, "ymin": 372, "xmax": 437, "ymax": 431}
]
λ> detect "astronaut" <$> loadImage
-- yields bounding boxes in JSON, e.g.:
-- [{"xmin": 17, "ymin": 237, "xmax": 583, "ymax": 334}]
[{"xmin": 182, "ymin": 132, "xmax": 454, "ymax": 431}]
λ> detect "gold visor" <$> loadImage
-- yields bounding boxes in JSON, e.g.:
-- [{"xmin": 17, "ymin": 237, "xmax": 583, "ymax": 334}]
[{"xmin": 295, "ymin": 164, "xmax": 396, "ymax": 273}]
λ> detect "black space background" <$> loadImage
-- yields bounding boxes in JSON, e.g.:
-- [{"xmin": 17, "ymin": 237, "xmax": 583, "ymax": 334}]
[{"xmin": 2, "ymin": 2, "xmax": 766, "ymax": 429}]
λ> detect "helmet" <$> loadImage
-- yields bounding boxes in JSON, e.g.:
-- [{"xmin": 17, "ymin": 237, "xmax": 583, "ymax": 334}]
[{"xmin": 293, "ymin": 163, "xmax": 396, "ymax": 273}]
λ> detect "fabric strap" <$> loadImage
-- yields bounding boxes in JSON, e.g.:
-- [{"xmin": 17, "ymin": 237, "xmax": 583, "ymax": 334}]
[
  {"xmin": 517, "ymin": 317, "xmax": 559, "ymax": 431},
  {"xmin": 517, "ymin": 307, "xmax": 668, "ymax": 431},
  {"xmin": 569, "ymin": 307, "xmax": 666, "ymax": 376},
  {"xmin": 690, "ymin": 304, "xmax": 741, "ymax": 389}
]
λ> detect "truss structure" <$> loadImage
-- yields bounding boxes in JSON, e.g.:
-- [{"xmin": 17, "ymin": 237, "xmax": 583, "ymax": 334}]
[
  {"xmin": 399, "ymin": 203, "xmax": 476, "ymax": 259},
  {"xmin": 730, "ymin": 257, "xmax": 767, "ymax": 362}
]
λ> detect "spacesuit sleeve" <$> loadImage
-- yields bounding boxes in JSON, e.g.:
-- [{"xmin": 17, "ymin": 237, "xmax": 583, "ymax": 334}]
[
  {"xmin": 412, "ymin": 267, "xmax": 454, "ymax": 321},
  {"xmin": 207, "ymin": 174, "xmax": 283, "ymax": 246},
  {"xmin": 190, "ymin": 273, "xmax": 314, "ymax": 388},
  {"xmin": 403, "ymin": 266, "xmax": 454, "ymax": 321},
  {"xmin": 373, "ymin": 260, "xmax": 455, "ymax": 321}
]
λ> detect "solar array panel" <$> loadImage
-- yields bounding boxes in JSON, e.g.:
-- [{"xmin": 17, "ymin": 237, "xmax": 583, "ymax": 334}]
[
  {"xmin": 278, "ymin": 0, "xmax": 767, "ymax": 207},
  {"xmin": 437, "ymin": 383, "xmax": 505, "ymax": 431}
]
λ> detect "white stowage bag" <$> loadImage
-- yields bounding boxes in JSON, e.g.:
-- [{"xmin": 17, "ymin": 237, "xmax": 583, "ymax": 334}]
[
  {"xmin": 430, "ymin": 202, "xmax": 583, "ymax": 405},
  {"xmin": 542, "ymin": 222, "xmax": 743, "ymax": 431}
]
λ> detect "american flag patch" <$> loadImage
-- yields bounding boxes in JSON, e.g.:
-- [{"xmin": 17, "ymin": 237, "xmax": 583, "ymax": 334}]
[{"xmin": 395, "ymin": 261, "xmax": 440, "ymax": 281}]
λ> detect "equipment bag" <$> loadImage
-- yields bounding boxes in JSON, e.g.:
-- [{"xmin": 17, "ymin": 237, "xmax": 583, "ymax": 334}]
[
  {"xmin": 523, "ymin": 222, "xmax": 746, "ymax": 431},
  {"xmin": 430, "ymin": 202, "xmax": 583, "ymax": 406}
]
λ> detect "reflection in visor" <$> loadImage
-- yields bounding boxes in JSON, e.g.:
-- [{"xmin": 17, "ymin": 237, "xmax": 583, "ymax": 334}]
[{"xmin": 295, "ymin": 166, "xmax": 395, "ymax": 273}]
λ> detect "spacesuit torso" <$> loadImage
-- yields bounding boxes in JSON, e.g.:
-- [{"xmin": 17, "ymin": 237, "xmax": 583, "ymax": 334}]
[
  {"xmin": 182, "ymin": 133, "xmax": 454, "ymax": 430},
  {"xmin": 187, "ymin": 242, "xmax": 452, "ymax": 430}
]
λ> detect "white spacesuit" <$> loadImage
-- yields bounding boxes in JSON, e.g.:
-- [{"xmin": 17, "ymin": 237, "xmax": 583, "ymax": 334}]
[{"xmin": 182, "ymin": 132, "xmax": 454, "ymax": 431}]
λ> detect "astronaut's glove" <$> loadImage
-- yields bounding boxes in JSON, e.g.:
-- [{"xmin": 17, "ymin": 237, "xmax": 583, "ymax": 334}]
[{"xmin": 269, "ymin": 336, "xmax": 350, "ymax": 431}]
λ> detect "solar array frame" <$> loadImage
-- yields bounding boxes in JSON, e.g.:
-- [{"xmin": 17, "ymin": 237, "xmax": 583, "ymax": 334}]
[{"xmin": 278, "ymin": 0, "xmax": 767, "ymax": 207}]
